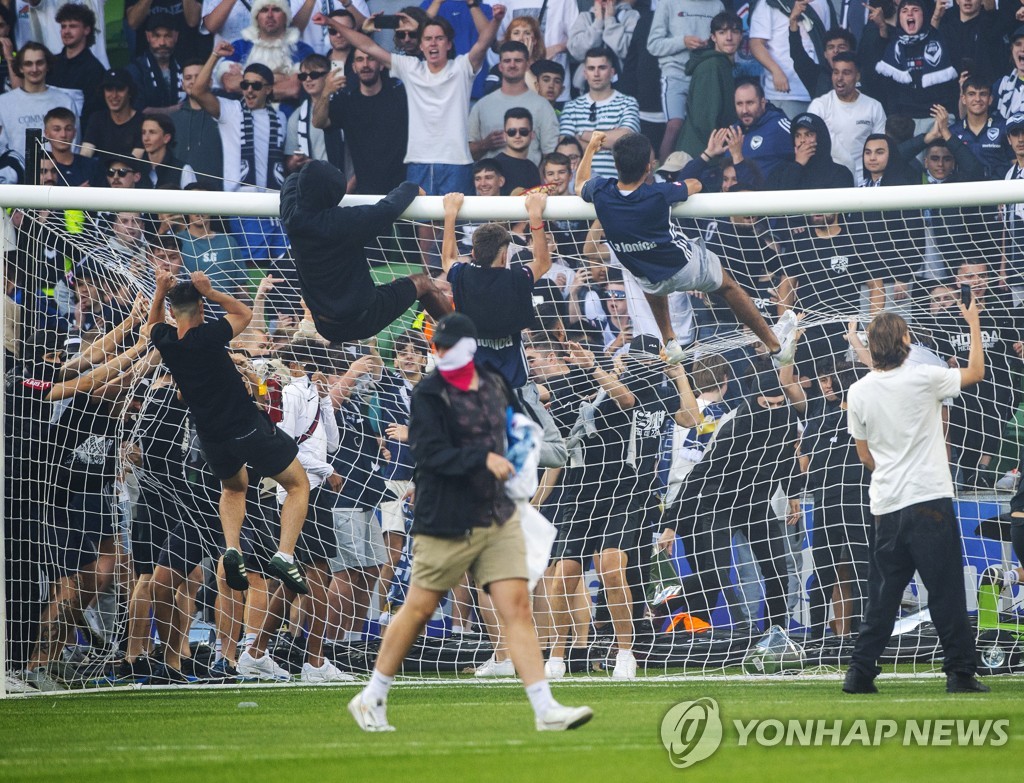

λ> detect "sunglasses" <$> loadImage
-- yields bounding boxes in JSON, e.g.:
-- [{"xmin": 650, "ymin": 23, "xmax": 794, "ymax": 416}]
[
  {"xmin": 395, "ymin": 30, "xmax": 419, "ymax": 40},
  {"xmin": 589, "ymin": 102, "xmax": 598, "ymax": 123},
  {"xmin": 240, "ymin": 80, "xmax": 267, "ymax": 91},
  {"xmin": 605, "ymin": 289, "xmax": 626, "ymax": 300},
  {"xmin": 298, "ymin": 71, "xmax": 328, "ymax": 81},
  {"xmin": 505, "ymin": 127, "xmax": 531, "ymax": 137},
  {"xmin": 107, "ymin": 167, "xmax": 132, "ymax": 177}
]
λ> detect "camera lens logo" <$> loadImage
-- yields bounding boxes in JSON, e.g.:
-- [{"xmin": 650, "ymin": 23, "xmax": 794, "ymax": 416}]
[{"xmin": 660, "ymin": 698, "xmax": 723, "ymax": 769}]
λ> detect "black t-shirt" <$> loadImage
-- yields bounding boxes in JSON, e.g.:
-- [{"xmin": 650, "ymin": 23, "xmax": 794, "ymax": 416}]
[
  {"xmin": 134, "ymin": 381, "xmax": 190, "ymax": 481},
  {"xmin": 49, "ymin": 49, "xmax": 105, "ymax": 128},
  {"xmin": 448, "ymin": 261, "xmax": 536, "ymax": 388},
  {"xmin": 544, "ymin": 366, "xmax": 598, "ymax": 439},
  {"xmin": 84, "ymin": 110, "xmax": 145, "ymax": 159},
  {"xmin": 704, "ymin": 217, "xmax": 781, "ymax": 322},
  {"xmin": 47, "ymin": 392, "xmax": 116, "ymax": 494},
  {"xmin": 575, "ymin": 361, "xmax": 675, "ymax": 494},
  {"xmin": 494, "ymin": 152, "xmax": 541, "ymax": 195},
  {"xmin": 783, "ymin": 223, "xmax": 875, "ymax": 313},
  {"xmin": 150, "ymin": 318, "xmax": 260, "ymax": 440},
  {"xmin": 327, "ymin": 80, "xmax": 408, "ymax": 194}
]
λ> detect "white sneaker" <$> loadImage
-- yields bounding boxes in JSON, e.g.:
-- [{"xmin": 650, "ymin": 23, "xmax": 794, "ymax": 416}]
[
  {"xmin": 661, "ymin": 338, "xmax": 686, "ymax": 365},
  {"xmin": 544, "ymin": 657, "xmax": 566, "ymax": 680},
  {"xmin": 611, "ymin": 650, "xmax": 637, "ymax": 680},
  {"xmin": 996, "ymin": 469, "xmax": 1020, "ymax": 492},
  {"xmin": 772, "ymin": 310, "xmax": 799, "ymax": 365},
  {"xmin": 536, "ymin": 703, "xmax": 594, "ymax": 731},
  {"xmin": 237, "ymin": 650, "xmax": 291, "ymax": 682},
  {"xmin": 474, "ymin": 655, "xmax": 515, "ymax": 677},
  {"xmin": 301, "ymin": 659, "xmax": 356, "ymax": 684},
  {"xmin": 348, "ymin": 690, "xmax": 396, "ymax": 732},
  {"xmin": 5, "ymin": 673, "xmax": 34, "ymax": 693}
]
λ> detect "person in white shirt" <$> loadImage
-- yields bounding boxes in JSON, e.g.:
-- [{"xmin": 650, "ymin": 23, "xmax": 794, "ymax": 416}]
[
  {"xmin": 0, "ymin": 43, "xmax": 81, "ymax": 160},
  {"xmin": 807, "ymin": 51, "xmax": 886, "ymax": 181},
  {"xmin": 843, "ymin": 305, "xmax": 988, "ymax": 695},
  {"xmin": 749, "ymin": 0, "xmax": 832, "ymax": 118}
]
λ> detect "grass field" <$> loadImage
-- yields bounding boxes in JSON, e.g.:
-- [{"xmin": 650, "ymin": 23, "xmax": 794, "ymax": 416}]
[{"xmin": 1, "ymin": 677, "xmax": 1021, "ymax": 782}]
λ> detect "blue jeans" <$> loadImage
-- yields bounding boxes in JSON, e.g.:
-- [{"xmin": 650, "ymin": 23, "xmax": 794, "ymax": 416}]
[{"xmin": 406, "ymin": 162, "xmax": 472, "ymax": 195}]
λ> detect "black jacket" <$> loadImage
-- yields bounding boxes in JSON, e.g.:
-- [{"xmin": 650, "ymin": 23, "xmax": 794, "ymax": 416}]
[
  {"xmin": 408, "ymin": 368, "xmax": 522, "ymax": 538},
  {"xmin": 773, "ymin": 112, "xmax": 855, "ymax": 191},
  {"xmin": 279, "ymin": 160, "xmax": 418, "ymax": 327}
]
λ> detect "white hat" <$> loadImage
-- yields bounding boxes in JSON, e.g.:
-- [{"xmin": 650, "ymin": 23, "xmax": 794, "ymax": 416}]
[{"xmin": 250, "ymin": 0, "xmax": 291, "ymax": 26}]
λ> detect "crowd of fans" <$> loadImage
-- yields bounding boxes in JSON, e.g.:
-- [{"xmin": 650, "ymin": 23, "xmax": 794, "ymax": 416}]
[{"xmin": 3, "ymin": 0, "xmax": 1024, "ymax": 689}]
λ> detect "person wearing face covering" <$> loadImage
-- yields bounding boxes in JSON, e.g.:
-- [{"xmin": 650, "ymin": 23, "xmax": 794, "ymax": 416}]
[
  {"xmin": 772, "ymin": 112, "xmax": 855, "ymax": 190},
  {"xmin": 279, "ymin": 159, "xmax": 452, "ymax": 343},
  {"xmin": 346, "ymin": 312, "xmax": 594, "ymax": 734}
]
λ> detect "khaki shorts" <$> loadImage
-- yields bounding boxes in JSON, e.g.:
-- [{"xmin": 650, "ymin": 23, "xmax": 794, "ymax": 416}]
[
  {"xmin": 636, "ymin": 244, "xmax": 723, "ymax": 296},
  {"xmin": 411, "ymin": 509, "xmax": 527, "ymax": 593},
  {"xmin": 379, "ymin": 479, "xmax": 412, "ymax": 534}
]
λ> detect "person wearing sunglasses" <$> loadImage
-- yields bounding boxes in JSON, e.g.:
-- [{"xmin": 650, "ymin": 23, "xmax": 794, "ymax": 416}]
[
  {"xmin": 189, "ymin": 41, "xmax": 288, "ymax": 192},
  {"xmin": 103, "ymin": 157, "xmax": 143, "ymax": 189},
  {"xmin": 493, "ymin": 107, "xmax": 542, "ymax": 195},
  {"xmin": 558, "ymin": 47, "xmax": 640, "ymax": 180},
  {"xmin": 285, "ymin": 53, "xmax": 343, "ymax": 171}
]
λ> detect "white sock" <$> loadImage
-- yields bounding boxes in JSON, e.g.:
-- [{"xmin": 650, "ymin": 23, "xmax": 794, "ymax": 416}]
[
  {"xmin": 243, "ymin": 633, "xmax": 256, "ymax": 651},
  {"xmin": 214, "ymin": 640, "xmax": 223, "ymax": 663},
  {"xmin": 525, "ymin": 680, "xmax": 555, "ymax": 718},
  {"xmin": 1005, "ymin": 570, "xmax": 1020, "ymax": 588},
  {"xmin": 274, "ymin": 550, "xmax": 295, "ymax": 565},
  {"xmin": 616, "ymin": 648, "xmax": 634, "ymax": 660},
  {"xmin": 547, "ymin": 655, "xmax": 564, "ymax": 665},
  {"xmin": 364, "ymin": 670, "xmax": 394, "ymax": 702},
  {"xmin": 343, "ymin": 630, "xmax": 362, "ymax": 642}
]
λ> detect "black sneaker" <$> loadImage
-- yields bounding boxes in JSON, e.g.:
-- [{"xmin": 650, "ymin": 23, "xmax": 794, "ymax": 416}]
[
  {"xmin": 267, "ymin": 554, "xmax": 309, "ymax": 595},
  {"xmin": 946, "ymin": 672, "xmax": 990, "ymax": 693},
  {"xmin": 111, "ymin": 656, "xmax": 155, "ymax": 683},
  {"xmin": 842, "ymin": 668, "xmax": 878, "ymax": 694},
  {"xmin": 205, "ymin": 658, "xmax": 239, "ymax": 683},
  {"xmin": 150, "ymin": 662, "xmax": 189, "ymax": 685},
  {"xmin": 222, "ymin": 548, "xmax": 249, "ymax": 592}
]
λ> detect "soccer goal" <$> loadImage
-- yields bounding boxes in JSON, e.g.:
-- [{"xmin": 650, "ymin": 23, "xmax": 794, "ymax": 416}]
[{"xmin": 3, "ymin": 168, "xmax": 1024, "ymax": 697}]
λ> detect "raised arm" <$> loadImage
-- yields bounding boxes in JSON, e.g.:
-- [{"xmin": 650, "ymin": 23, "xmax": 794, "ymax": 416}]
[
  {"xmin": 189, "ymin": 42, "xmax": 231, "ymax": 119},
  {"xmin": 667, "ymin": 363, "xmax": 701, "ymax": 428},
  {"xmin": 441, "ymin": 191, "xmax": 464, "ymax": 275},
  {"xmin": 959, "ymin": 294, "xmax": 985, "ymax": 387},
  {"xmin": 524, "ymin": 191, "xmax": 551, "ymax": 280},
  {"xmin": 63, "ymin": 292, "xmax": 148, "ymax": 378},
  {"xmin": 467, "ymin": 4, "xmax": 506, "ymax": 71},
  {"xmin": 312, "ymin": 69, "xmax": 346, "ymax": 129},
  {"xmin": 148, "ymin": 267, "xmax": 175, "ymax": 327},
  {"xmin": 314, "ymin": 11, "xmax": 392, "ymax": 68},
  {"xmin": 576, "ymin": 130, "xmax": 606, "ymax": 194},
  {"xmin": 47, "ymin": 334, "xmax": 152, "ymax": 401},
  {"xmin": 191, "ymin": 270, "xmax": 252, "ymax": 336}
]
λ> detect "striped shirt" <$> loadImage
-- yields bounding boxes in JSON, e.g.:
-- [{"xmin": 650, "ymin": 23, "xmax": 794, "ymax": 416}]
[{"xmin": 559, "ymin": 91, "xmax": 641, "ymax": 179}]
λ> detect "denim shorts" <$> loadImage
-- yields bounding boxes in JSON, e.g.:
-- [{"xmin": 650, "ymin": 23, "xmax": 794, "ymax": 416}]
[{"xmin": 406, "ymin": 162, "xmax": 473, "ymax": 195}]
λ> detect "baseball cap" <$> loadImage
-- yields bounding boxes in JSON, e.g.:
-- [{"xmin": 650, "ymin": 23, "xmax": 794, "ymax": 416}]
[
  {"xmin": 145, "ymin": 12, "xmax": 178, "ymax": 31},
  {"xmin": 656, "ymin": 151, "xmax": 693, "ymax": 175},
  {"xmin": 629, "ymin": 334, "xmax": 662, "ymax": 358},
  {"xmin": 100, "ymin": 68, "xmax": 135, "ymax": 90},
  {"xmin": 1007, "ymin": 113, "xmax": 1024, "ymax": 134},
  {"xmin": 1012, "ymin": 24, "xmax": 1024, "ymax": 42},
  {"xmin": 431, "ymin": 313, "xmax": 478, "ymax": 348}
]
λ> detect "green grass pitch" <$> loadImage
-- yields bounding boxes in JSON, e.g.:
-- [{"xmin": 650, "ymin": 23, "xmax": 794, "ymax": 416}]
[{"xmin": 1, "ymin": 678, "xmax": 1021, "ymax": 782}]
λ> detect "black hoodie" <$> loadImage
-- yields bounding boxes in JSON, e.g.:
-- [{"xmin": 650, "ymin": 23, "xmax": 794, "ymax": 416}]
[
  {"xmin": 773, "ymin": 112, "xmax": 855, "ymax": 191},
  {"xmin": 279, "ymin": 160, "xmax": 419, "ymax": 327}
]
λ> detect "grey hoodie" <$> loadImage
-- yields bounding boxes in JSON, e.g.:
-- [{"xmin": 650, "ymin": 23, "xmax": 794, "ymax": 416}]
[{"xmin": 646, "ymin": 0, "xmax": 724, "ymax": 79}]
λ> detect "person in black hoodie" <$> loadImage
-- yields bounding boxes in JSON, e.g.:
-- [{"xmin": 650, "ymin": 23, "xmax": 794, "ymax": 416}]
[
  {"xmin": 773, "ymin": 112, "xmax": 855, "ymax": 190},
  {"xmin": 279, "ymin": 160, "xmax": 452, "ymax": 343}
]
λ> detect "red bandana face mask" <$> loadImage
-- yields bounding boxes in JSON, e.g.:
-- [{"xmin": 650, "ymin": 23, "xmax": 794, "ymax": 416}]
[{"xmin": 435, "ymin": 337, "xmax": 477, "ymax": 391}]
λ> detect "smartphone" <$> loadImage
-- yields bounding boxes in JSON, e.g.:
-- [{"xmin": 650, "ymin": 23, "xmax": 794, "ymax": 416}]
[
  {"xmin": 330, "ymin": 59, "xmax": 345, "ymax": 72},
  {"xmin": 376, "ymin": 14, "xmax": 401, "ymax": 28},
  {"xmin": 961, "ymin": 283, "xmax": 972, "ymax": 309}
]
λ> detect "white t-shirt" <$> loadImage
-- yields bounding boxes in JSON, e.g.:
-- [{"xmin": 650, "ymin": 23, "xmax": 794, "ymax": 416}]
[
  {"xmin": 807, "ymin": 90, "xmax": 887, "ymax": 182},
  {"xmin": 298, "ymin": 0, "xmax": 370, "ymax": 53},
  {"xmin": 201, "ymin": 0, "xmax": 253, "ymax": 43},
  {"xmin": 847, "ymin": 363, "xmax": 962, "ymax": 515},
  {"xmin": 749, "ymin": 0, "xmax": 831, "ymax": 104},
  {"xmin": 214, "ymin": 96, "xmax": 285, "ymax": 191},
  {"xmin": 0, "ymin": 87, "xmax": 81, "ymax": 158},
  {"xmin": 389, "ymin": 53, "xmax": 477, "ymax": 165},
  {"xmin": 28, "ymin": 0, "xmax": 109, "ymax": 67}
]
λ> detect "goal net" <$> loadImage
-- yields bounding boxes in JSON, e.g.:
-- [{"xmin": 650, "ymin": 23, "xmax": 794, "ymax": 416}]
[{"xmin": 3, "ymin": 158, "xmax": 1024, "ymax": 695}]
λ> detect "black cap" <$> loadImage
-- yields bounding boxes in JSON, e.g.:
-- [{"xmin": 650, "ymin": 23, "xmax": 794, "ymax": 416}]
[
  {"xmin": 629, "ymin": 333, "xmax": 662, "ymax": 358},
  {"xmin": 243, "ymin": 62, "xmax": 275, "ymax": 87},
  {"xmin": 432, "ymin": 313, "xmax": 477, "ymax": 348},
  {"xmin": 100, "ymin": 68, "xmax": 135, "ymax": 90},
  {"xmin": 145, "ymin": 12, "xmax": 178, "ymax": 31},
  {"xmin": 1012, "ymin": 23, "xmax": 1024, "ymax": 42}
]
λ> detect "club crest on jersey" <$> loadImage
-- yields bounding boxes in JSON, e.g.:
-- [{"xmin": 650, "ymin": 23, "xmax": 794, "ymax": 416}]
[
  {"xmin": 988, "ymin": 127, "xmax": 1000, "ymax": 141},
  {"xmin": 924, "ymin": 41, "xmax": 942, "ymax": 68},
  {"xmin": 830, "ymin": 255, "xmax": 849, "ymax": 273},
  {"xmin": 750, "ymin": 135, "xmax": 763, "ymax": 150}
]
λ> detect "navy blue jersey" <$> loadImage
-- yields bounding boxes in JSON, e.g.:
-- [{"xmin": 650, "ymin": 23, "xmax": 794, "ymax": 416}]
[
  {"xmin": 581, "ymin": 177, "xmax": 693, "ymax": 283},
  {"xmin": 950, "ymin": 117, "xmax": 1011, "ymax": 180},
  {"xmin": 447, "ymin": 261, "xmax": 535, "ymax": 388}
]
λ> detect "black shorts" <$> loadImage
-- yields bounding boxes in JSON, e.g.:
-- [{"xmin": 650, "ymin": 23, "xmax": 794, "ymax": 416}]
[
  {"xmin": 44, "ymin": 490, "xmax": 113, "ymax": 578},
  {"xmin": 555, "ymin": 492, "xmax": 641, "ymax": 563},
  {"xmin": 243, "ymin": 484, "xmax": 337, "ymax": 570},
  {"xmin": 131, "ymin": 489, "xmax": 177, "ymax": 576},
  {"xmin": 199, "ymin": 413, "xmax": 299, "ymax": 481},
  {"xmin": 312, "ymin": 278, "xmax": 418, "ymax": 342},
  {"xmin": 157, "ymin": 514, "xmax": 224, "ymax": 577}
]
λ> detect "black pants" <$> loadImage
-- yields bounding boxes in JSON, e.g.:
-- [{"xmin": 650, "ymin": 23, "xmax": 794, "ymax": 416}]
[{"xmin": 849, "ymin": 497, "xmax": 976, "ymax": 678}]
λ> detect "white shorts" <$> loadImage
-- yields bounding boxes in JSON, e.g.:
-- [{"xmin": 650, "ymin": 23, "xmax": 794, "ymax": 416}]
[
  {"xmin": 636, "ymin": 245, "xmax": 723, "ymax": 296},
  {"xmin": 378, "ymin": 479, "xmax": 412, "ymax": 534},
  {"xmin": 661, "ymin": 72, "xmax": 690, "ymax": 122},
  {"xmin": 328, "ymin": 508, "xmax": 387, "ymax": 573}
]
